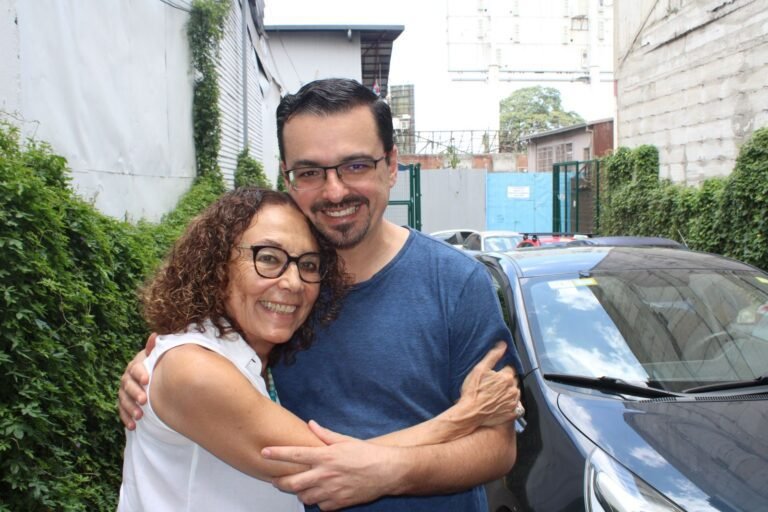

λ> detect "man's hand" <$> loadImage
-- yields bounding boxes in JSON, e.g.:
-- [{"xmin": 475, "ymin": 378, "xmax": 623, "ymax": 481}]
[
  {"xmin": 263, "ymin": 421, "xmax": 404, "ymax": 510},
  {"xmin": 117, "ymin": 334, "xmax": 156, "ymax": 430}
]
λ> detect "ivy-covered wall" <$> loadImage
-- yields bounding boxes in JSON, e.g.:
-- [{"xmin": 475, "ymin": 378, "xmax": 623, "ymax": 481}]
[
  {"xmin": 598, "ymin": 126, "xmax": 768, "ymax": 271},
  {"xmin": 0, "ymin": 120, "xmax": 223, "ymax": 510},
  {"xmin": 0, "ymin": 1, "xmax": 276, "ymax": 507}
]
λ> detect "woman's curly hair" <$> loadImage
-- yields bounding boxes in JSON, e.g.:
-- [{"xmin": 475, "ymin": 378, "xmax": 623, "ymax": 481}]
[{"xmin": 141, "ymin": 187, "xmax": 347, "ymax": 365}]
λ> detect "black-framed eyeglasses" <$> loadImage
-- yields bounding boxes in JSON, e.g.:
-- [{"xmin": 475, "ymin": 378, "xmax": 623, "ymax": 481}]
[
  {"xmin": 284, "ymin": 155, "xmax": 387, "ymax": 191},
  {"xmin": 237, "ymin": 245, "xmax": 326, "ymax": 283}
]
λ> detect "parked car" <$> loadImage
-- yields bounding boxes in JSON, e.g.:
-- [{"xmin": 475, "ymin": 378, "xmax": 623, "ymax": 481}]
[
  {"xmin": 480, "ymin": 245, "xmax": 768, "ymax": 511},
  {"xmin": 516, "ymin": 232, "xmax": 585, "ymax": 248},
  {"xmin": 566, "ymin": 235, "xmax": 686, "ymax": 249},
  {"xmin": 462, "ymin": 230, "xmax": 523, "ymax": 253},
  {"xmin": 430, "ymin": 229, "xmax": 480, "ymax": 248}
]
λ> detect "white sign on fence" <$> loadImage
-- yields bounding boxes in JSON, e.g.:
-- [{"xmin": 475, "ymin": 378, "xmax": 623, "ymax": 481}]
[{"xmin": 507, "ymin": 186, "xmax": 531, "ymax": 199}]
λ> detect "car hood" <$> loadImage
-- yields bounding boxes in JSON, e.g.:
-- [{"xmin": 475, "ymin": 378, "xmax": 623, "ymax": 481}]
[{"xmin": 558, "ymin": 391, "xmax": 768, "ymax": 511}]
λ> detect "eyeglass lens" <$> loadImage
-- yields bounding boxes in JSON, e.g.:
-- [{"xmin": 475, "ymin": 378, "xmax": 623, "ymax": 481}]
[
  {"xmin": 253, "ymin": 246, "xmax": 323, "ymax": 283},
  {"xmin": 289, "ymin": 158, "xmax": 382, "ymax": 190}
]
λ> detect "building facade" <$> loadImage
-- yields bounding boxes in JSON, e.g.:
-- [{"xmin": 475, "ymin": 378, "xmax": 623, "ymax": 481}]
[
  {"xmin": 614, "ymin": 0, "xmax": 768, "ymax": 184},
  {"xmin": 526, "ymin": 118, "xmax": 614, "ymax": 171}
]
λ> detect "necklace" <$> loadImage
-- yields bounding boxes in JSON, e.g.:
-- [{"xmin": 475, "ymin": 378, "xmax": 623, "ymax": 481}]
[{"xmin": 266, "ymin": 367, "xmax": 279, "ymax": 403}]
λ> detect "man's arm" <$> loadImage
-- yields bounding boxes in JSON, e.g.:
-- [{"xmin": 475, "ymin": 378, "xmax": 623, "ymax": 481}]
[
  {"xmin": 117, "ymin": 349, "xmax": 149, "ymax": 430},
  {"xmin": 263, "ymin": 421, "xmax": 516, "ymax": 510},
  {"xmin": 262, "ymin": 359, "xmax": 519, "ymax": 510}
]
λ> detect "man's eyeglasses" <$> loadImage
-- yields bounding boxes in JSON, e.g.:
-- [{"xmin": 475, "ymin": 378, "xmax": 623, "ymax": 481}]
[
  {"xmin": 237, "ymin": 245, "xmax": 326, "ymax": 283},
  {"xmin": 284, "ymin": 156, "xmax": 387, "ymax": 191}
]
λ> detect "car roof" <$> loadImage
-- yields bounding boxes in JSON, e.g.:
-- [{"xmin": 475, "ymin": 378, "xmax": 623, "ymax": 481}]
[
  {"xmin": 430, "ymin": 229, "xmax": 478, "ymax": 234},
  {"xmin": 567, "ymin": 236, "xmax": 685, "ymax": 248},
  {"xmin": 478, "ymin": 230, "xmax": 521, "ymax": 237},
  {"xmin": 489, "ymin": 246, "xmax": 757, "ymax": 279}
]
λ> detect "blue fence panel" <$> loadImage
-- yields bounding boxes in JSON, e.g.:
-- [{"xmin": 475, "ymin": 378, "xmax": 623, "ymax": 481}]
[{"xmin": 486, "ymin": 172, "xmax": 553, "ymax": 232}]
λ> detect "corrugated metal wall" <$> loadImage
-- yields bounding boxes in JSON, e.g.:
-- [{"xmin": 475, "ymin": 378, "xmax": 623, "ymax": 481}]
[
  {"xmin": 218, "ymin": 2, "xmax": 244, "ymax": 186},
  {"xmin": 419, "ymin": 169, "xmax": 487, "ymax": 233},
  {"xmin": 218, "ymin": 0, "xmax": 266, "ymax": 187}
]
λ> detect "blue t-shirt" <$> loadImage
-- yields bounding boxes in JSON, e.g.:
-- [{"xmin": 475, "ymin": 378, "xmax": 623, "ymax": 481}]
[{"xmin": 273, "ymin": 229, "xmax": 520, "ymax": 511}]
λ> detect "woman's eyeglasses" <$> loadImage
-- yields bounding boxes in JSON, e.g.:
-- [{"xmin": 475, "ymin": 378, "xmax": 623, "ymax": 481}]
[{"xmin": 237, "ymin": 245, "xmax": 325, "ymax": 283}]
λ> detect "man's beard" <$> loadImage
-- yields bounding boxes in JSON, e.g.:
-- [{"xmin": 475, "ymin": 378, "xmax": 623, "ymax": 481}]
[
  {"xmin": 311, "ymin": 196, "xmax": 371, "ymax": 250},
  {"xmin": 317, "ymin": 217, "xmax": 370, "ymax": 250}
]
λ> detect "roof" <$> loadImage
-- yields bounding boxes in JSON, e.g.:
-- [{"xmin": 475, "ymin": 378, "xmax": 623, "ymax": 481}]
[
  {"xmin": 265, "ymin": 25, "xmax": 404, "ymax": 98},
  {"xmin": 525, "ymin": 118, "xmax": 613, "ymax": 142}
]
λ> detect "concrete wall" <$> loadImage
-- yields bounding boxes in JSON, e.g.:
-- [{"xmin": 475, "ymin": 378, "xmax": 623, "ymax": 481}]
[{"xmin": 614, "ymin": 0, "xmax": 768, "ymax": 184}]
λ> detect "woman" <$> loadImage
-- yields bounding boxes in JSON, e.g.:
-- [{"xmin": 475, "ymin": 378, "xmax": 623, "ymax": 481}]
[{"xmin": 118, "ymin": 187, "xmax": 518, "ymax": 511}]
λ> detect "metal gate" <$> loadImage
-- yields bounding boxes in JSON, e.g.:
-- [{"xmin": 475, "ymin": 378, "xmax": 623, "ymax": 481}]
[
  {"xmin": 385, "ymin": 162, "xmax": 422, "ymax": 230},
  {"xmin": 552, "ymin": 160, "xmax": 600, "ymax": 234}
]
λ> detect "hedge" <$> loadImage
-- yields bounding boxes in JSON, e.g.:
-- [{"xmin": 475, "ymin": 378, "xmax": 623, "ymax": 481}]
[
  {"xmin": 598, "ymin": 126, "xmax": 768, "ymax": 270},
  {"xmin": 0, "ymin": 121, "xmax": 222, "ymax": 511}
]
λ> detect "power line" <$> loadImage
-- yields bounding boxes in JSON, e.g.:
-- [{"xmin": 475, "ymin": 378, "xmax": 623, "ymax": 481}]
[{"xmin": 158, "ymin": 0, "xmax": 191, "ymax": 13}]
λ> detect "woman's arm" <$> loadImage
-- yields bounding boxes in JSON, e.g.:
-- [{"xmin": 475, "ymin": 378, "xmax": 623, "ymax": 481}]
[
  {"xmin": 372, "ymin": 341, "xmax": 520, "ymax": 447},
  {"xmin": 121, "ymin": 340, "xmax": 519, "ymax": 486},
  {"xmin": 150, "ymin": 344, "xmax": 324, "ymax": 481}
]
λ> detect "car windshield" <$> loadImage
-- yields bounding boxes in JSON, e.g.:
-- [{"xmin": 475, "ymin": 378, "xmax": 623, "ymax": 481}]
[
  {"xmin": 522, "ymin": 269, "xmax": 768, "ymax": 393},
  {"xmin": 485, "ymin": 236, "xmax": 521, "ymax": 251}
]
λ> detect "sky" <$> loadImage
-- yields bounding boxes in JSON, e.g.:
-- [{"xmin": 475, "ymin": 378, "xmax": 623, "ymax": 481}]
[{"xmin": 264, "ymin": 0, "xmax": 614, "ymax": 133}]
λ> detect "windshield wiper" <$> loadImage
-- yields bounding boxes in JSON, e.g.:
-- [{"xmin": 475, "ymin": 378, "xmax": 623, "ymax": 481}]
[
  {"xmin": 543, "ymin": 373, "xmax": 681, "ymax": 398},
  {"xmin": 683, "ymin": 375, "xmax": 768, "ymax": 394}
]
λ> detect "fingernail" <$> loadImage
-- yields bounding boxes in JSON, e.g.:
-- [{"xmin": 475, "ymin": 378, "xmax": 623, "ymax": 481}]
[{"xmin": 262, "ymin": 448, "xmax": 271, "ymax": 458}]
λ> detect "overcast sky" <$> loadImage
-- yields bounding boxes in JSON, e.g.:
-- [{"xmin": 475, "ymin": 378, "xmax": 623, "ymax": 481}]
[{"xmin": 264, "ymin": 1, "xmax": 613, "ymax": 132}]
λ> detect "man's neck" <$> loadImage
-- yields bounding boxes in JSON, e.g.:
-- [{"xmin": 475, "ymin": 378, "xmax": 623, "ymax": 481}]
[{"xmin": 337, "ymin": 221, "xmax": 410, "ymax": 284}]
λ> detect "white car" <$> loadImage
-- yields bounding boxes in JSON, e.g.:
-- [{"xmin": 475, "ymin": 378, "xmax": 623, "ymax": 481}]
[
  {"xmin": 461, "ymin": 230, "xmax": 522, "ymax": 253},
  {"xmin": 429, "ymin": 229, "xmax": 480, "ymax": 248}
]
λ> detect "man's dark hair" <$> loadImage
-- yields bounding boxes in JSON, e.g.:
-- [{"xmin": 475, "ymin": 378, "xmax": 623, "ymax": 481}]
[{"xmin": 276, "ymin": 78, "xmax": 394, "ymax": 164}]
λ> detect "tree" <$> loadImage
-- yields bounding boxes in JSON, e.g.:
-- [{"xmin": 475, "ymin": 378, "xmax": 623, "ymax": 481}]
[{"xmin": 499, "ymin": 86, "xmax": 584, "ymax": 151}]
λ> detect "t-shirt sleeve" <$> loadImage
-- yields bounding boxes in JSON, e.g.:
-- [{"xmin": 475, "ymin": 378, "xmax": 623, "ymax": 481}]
[{"xmin": 448, "ymin": 264, "xmax": 523, "ymax": 400}]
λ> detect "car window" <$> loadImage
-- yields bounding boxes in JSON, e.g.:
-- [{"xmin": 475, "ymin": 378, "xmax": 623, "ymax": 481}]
[
  {"xmin": 444, "ymin": 233, "xmax": 461, "ymax": 245},
  {"xmin": 464, "ymin": 234, "xmax": 481, "ymax": 251},
  {"xmin": 485, "ymin": 236, "xmax": 522, "ymax": 252},
  {"xmin": 486, "ymin": 266, "xmax": 513, "ymax": 330},
  {"xmin": 522, "ymin": 270, "xmax": 768, "ymax": 393}
]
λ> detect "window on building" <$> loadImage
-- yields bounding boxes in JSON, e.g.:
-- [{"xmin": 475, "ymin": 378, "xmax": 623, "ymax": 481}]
[
  {"xmin": 537, "ymin": 146, "xmax": 553, "ymax": 171},
  {"xmin": 555, "ymin": 143, "xmax": 573, "ymax": 163},
  {"xmin": 571, "ymin": 16, "xmax": 589, "ymax": 31}
]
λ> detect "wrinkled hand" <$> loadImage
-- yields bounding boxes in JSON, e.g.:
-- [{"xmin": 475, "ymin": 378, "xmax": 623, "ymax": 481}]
[
  {"xmin": 263, "ymin": 421, "xmax": 403, "ymax": 510},
  {"xmin": 458, "ymin": 342, "xmax": 522, "ymax": 427},
  {"xmin": 117, "ymin": 334, "xmax": 156, "ymax": 430}
]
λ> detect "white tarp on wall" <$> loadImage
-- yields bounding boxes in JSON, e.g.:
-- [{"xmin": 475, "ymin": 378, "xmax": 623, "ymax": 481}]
[{"xmin": 7, "ymin": 0, "xmax": 197, "ymax": 221}]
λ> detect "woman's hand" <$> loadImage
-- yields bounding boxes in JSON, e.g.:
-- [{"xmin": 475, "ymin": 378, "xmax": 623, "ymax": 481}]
[{"xmin": 456, "ymin": 342, "xmax": 523, "ymax": 428}]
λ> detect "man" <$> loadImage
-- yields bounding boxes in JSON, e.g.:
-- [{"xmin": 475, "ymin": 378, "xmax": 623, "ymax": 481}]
[{"xmin": 119, "ymin": 78, "xmax": 522, "ymax": 511}]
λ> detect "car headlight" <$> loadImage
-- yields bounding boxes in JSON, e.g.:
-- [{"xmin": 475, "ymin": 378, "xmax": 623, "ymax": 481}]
[{"xmin": 585, "ymin": 448, "xmax": 683, "ymax": 512}]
